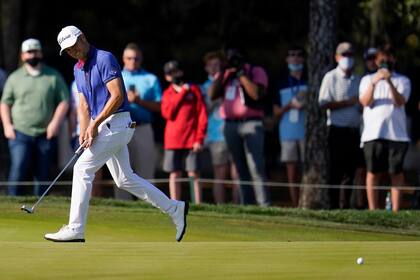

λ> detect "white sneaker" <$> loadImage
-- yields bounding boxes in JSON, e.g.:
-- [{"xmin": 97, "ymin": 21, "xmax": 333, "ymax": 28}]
[
  {"xmin": 171, "ymin": 201, "xmax": 189, "ymax": 242},
  {"xmin": 44, "ymin": 225, "xmax": 85, "ymax": 242}
]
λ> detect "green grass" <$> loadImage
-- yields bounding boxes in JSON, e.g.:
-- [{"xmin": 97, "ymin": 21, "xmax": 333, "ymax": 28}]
[{"xmin": 1, "ymin": 196, "xmax": 420, "ymax": 279}]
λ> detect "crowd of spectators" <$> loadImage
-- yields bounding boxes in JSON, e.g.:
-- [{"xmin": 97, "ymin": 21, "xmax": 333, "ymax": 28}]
[{"xmin": 0, "ymin": 38, "xmax": 417, "ymax": 212}]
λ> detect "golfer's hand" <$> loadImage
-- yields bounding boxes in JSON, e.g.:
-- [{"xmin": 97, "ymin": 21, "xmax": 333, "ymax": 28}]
[
  {"xmin": 84, "ymin": 123, "xmax": 98, "ymax": 148},
  {"xmin": 192, "ymin": 142, "xmax": 203, "ymax": 153},
  {"xmin": 46, "ymin": 121, "xmax": 60, "ymax": 139},
  {"xmin": 4, "ymin": 124, "xmax": 16, "ymax": 140},
  {"xmin": 79, "ymin": 133, "xmax": 86, "ymax": 147}
]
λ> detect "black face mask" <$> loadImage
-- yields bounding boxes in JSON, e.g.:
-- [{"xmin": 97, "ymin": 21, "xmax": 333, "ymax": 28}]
[
  {"xmin": 25, "ymin": 57, "xmax": 41, "ymax": 67},
  {"xmin": 172, "ymin": 76, "xmax": 184, "ymax": 85},
  {"xmin": 379, "ymin": 60, "xmax": 394, "ymax": 71}
]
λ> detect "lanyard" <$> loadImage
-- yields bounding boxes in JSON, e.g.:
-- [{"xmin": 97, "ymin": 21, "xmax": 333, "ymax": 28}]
[{"xmin": 288, "ymin": 75, "xmax": 301, "ymax": 96}]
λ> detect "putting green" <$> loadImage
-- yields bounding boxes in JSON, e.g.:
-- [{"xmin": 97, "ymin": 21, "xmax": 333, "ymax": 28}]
[{"xmin": 0, "ymin": 198, "xmax": 419, "ymax": 279}]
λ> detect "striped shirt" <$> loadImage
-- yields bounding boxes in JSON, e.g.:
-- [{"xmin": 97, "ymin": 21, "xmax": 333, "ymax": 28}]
[{"xmin": 318, "ymin": 67, "xmax": 361, "ymax": 128}]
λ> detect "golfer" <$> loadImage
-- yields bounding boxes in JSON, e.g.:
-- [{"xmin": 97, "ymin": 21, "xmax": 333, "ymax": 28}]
[{"xmin": 45, "ymin": 26, "xmax": 188, "ymax": 242}]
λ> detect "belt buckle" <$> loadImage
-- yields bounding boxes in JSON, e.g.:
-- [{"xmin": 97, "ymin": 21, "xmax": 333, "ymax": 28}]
[{"xmin": 129, "ymin": 122, "xmax": 136, "ymax": 128}]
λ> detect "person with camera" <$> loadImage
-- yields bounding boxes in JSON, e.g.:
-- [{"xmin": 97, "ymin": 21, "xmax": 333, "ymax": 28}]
[
  {"xmin": 201, "ymin": 51, "xmax": 239, "ymax": 204},
  {"xmin": 117, "ymin": 43, "xmax": 163, "ymax": 200},
  {"xmin": 359, "ymin": 45, "xmax": 411, "ymax": 212},
  {"xmin": 318, "ymin": 42, "xmax": 362, "ymax": 209},
  {"xmin": 209, "ymin": 47, "xmax": 270, "ymax": 206},
  {"xmin": 161, "ymin": 60, "xmax": 208, "ymax": 204}
]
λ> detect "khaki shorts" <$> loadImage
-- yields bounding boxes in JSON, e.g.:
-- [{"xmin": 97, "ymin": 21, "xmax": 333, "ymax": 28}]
[
  {"xmin": 208, "ymin": 141, "xmax": 230, "ymax": 166},
  {"xmin": 280, "ymin": 140, "xmax": 305, "ymax": 162}
]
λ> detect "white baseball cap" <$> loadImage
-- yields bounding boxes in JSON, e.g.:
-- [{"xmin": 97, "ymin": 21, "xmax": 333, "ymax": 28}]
[
  {"xmin": 57, "ymin": 25, "xmax": 82, "ymax": 55},
  {"xmin": 21, "ymin": 38, "xmax": 42, "ymax": 52}
]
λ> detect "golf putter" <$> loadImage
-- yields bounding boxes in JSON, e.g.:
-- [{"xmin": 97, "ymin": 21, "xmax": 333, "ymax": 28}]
[{"xmin": 21, "ymin": 143, "xmax": 85, "ymax": 214}]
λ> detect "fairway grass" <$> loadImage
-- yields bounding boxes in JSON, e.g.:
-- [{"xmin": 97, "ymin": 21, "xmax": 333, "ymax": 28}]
[{"xmin": 1, "ymin": 197, "xmax": 420, "ymax": 279}]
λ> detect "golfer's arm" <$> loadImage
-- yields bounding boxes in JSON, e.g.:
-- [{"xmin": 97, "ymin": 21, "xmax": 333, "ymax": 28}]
[
  {"xmin": 92, "ymin": 77, "xmax": 125, "ymax": 128},
  {"xmin": 78, "ymin": 93, "xmax": 90, "ymax": 137},
  {"xmin": 0, "ymin": 103, "xmax": 13, "ymax": 128}
]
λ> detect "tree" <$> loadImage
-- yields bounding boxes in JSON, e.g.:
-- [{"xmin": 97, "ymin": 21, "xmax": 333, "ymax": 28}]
[
  {"xmin": 299, "ymin": 0, "xmax": 337, "ymax": 209},
  {"xmin": 1, "ymin": 0, "xmax": 22, "ymax": 72}
]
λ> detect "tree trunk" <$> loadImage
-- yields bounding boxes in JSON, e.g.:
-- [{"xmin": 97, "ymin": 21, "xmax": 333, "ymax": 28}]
[
  {"xmin": 1, "ymin": 0, "xmax": 22, "ymax": 73},
  {"xmin": 299, "ymin": 0, "xmax": 337, "ymax": 209},
  {"xmin": 370, "ymin": 0, "xmax": 387, "ymax": 46}
]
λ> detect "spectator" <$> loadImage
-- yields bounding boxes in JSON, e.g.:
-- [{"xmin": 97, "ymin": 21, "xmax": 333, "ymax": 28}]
[
  {"xmin": 201, "ymin": 51, "xmax": 239, "ymax": 204},
  {"xmin": 364, "ymin": 47, "xmax": 378, "ymax": 74},
  {"xmin": 273, "ymin": 46, "xmax": 308, "ymax": 207},
  {"xmin": 0, "ymin": 67, "xmax": 8, "ymax": 187},
  {"xmin": 115, "ymin": 43, "xmax": 162, "ymax": 200},
  {"xmin": 318, "ymin": 42, "xmax": 362, "ymax": 209},
  {"xmin": 0, "ymin": 67, "xmax": 6, "ymax": 91},
  {"xmin": 209, "ymin": 47, "xmax": 270, "ymax": 206},
  {"xmin": 161, "ymin": 61, "xmax": 208, "ymax": 203},
  {"xmin": 0, "ymin": 38, "xmax": 69, "ymax": 196},
  {"xmin": 359, "ymin": 46, "xmax": 411, "ymax": 211}
]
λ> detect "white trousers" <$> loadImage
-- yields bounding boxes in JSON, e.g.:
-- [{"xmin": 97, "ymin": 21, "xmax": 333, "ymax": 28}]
[
  {"xmin": 114, "ymin": 123, "xmax": 157, "ymax": 200},
  {"xmin": 68, "ymin": 112, "xmax": 177, "ymax": 233}
]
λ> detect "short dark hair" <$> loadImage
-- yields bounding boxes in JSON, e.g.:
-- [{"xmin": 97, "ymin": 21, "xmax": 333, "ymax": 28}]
[
  {"xmin": 203, "ymin": 51, "xmax": 223, "ymax": 64},
  {"xmin": 376, "ymin": 44, "xmax": 395, "ymax": 58},
  {"xmin": 287, "ymin": 45, "xmax": 305, "ymax": 56},
  {"xmin": 124, "ymin": 42, "xmax": 142, "ymax": 53}
]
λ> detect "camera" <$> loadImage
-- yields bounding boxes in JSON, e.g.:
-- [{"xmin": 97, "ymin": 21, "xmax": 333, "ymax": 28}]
[{"xmin": 226, "ymin": 49, "xmax": 244, "ymax": 69}]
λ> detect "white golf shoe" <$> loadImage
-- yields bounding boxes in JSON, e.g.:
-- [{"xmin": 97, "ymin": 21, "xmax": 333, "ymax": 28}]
[
  {"xmin": 171, "ymin": 201, "xmax": 189, "ymax": 242},
  {"xmin": 44, "ymin": 225, "xmax": 85, "ymax": 242}
]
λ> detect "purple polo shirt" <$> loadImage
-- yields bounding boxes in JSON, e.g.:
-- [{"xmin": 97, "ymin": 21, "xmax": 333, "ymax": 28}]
[{"xmin": 74, "ymin": 46, "xmax": 129, "ymax": 119}]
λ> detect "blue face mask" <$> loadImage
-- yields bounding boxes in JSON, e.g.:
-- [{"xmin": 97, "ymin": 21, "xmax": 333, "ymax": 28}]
[{"xmin": 288, "ymin": 63, "xmax": 303, "ymax": 72}]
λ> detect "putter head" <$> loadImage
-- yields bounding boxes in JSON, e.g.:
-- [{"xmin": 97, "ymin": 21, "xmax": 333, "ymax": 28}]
[{"xmin": 21, "ymin": 205, "xmax": 34, "ymax": 214}]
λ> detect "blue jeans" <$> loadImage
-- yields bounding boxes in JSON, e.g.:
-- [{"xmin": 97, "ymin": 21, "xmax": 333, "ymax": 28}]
[
  {"xmin": 8, "ymin": 131, "xmax": 56, "ymax": 196},
  {"xmin": 224, "ymin": 120, "xmax": 270, "ymax": 206}
]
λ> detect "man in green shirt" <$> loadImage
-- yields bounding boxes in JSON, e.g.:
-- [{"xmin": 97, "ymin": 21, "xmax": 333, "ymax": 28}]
[{"xmin": 0, "ymin": 38, "xmax": 69, "ymax": 196}]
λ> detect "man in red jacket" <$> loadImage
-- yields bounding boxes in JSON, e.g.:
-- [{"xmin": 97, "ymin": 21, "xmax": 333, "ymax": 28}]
[{"xmin": 161, "ymin": 60, "xmax": 208, "ymax": 203}]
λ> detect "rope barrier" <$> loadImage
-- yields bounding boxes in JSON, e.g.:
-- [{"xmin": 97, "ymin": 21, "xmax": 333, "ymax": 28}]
[{"xmin": 0, "ymin": 178, "xmax": 418, "ymax": 191}]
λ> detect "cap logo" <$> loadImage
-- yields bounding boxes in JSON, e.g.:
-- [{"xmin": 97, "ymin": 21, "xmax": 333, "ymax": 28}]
[{"xmin": 58, "ymin": 34, "xmax": 72, "ymax": 45}]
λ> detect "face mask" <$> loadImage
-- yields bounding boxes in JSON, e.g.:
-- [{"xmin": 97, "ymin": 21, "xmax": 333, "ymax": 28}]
[
  {"xmin": 338, "ymin": 57, "xmax": 354, "ymax": 71},
  {"xmin": 379, "ymin": 60, "xmax": 394, "ymax": 71},
  {"xmin": 25, "ymin": 57, "xmax": 41, "ymax": 67},
  {"xmin": 171, "ymin": 76, "xmax": 184, "ymax": 85},
  {"xmin": 288, "ymin": 63, "xmax": 303, "ymax": 72}
]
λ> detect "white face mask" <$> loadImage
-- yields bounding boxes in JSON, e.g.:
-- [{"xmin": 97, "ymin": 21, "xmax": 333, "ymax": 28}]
[{"xmin": 338, "ymin": 57, "xmax": 354, "ymax": 71}]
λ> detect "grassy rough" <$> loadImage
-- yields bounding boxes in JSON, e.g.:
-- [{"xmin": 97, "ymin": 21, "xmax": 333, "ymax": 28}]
[{"xmin": 5, "ymin": 195, "xmax": 420, "ymax": 236}]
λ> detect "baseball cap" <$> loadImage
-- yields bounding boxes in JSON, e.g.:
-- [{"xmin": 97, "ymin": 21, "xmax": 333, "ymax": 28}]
[
  {"xmin": 21, "ymin": 39, "xmax": 42, "ymax": 53},
  {"xmin": 363, "ymin": 47, "xmax": 378, "ymax": 59},
  {"xmin": 163, "ymin": 60, "xmax": 181, "ymax": 74},
  {"xmin": 336, "ymin": 42, "xmax": 354, "ymax": 55},
  {"xmin": 57, "ymin": 25, "xmax": 82, "ymax": 55}
]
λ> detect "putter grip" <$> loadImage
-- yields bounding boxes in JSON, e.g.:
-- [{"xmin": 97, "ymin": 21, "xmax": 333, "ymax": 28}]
[{"xmin": 75, "ymin": 143, "xmax": 85, "ymax": 154}]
